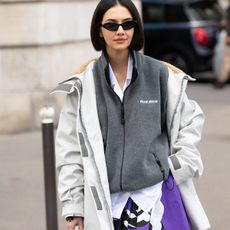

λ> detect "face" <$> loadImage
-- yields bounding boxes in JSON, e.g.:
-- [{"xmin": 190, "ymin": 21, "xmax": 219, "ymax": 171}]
[{"xmin": 100, "ymin": 4, "xmax": 135, "ymax": 53}]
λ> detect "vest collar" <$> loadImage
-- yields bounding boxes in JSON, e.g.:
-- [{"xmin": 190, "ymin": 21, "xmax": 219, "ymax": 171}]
[{"xmin": 97, "ymin": 50, "xmax": 139, "ymax": 86}]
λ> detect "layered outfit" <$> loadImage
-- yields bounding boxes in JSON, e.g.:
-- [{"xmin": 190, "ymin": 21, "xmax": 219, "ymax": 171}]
[{"xmin": 53, "ymin": 51, "xmax": 210, "ymax": 230}]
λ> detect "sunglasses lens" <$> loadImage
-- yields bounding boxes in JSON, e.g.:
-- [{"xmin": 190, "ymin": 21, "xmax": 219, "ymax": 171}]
[
  {"xmin": 122, "ymin": 21, "xmax": 136, "ymax": 30},
  {"xmin": 103, "ymin": 23, "xmax": 119, "ymax": 31},
  {"xmin": 101, "ymin": 21, "xmax": 137, "ymax": 31}
]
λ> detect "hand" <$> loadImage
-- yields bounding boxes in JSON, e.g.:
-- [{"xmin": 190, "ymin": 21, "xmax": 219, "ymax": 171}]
[
  {"xmin": 226, "ymin": 35, "xmax": 230, "ymax": 45},
  {"xmin": 218, "ymin": 19, "xmax": 227, "ymax": 30},
  {"xmin": 66, "ymin": 216, "xmax": 84, "ymax": 230}
]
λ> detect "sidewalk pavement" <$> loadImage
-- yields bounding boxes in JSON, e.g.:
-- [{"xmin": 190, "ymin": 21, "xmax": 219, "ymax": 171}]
[
  {"xmin": 0, "ymin": 83, "xmax": 230, "ymax": 230},
  {"xmin": 0, "ymin": 131, "xmax": 65, "ymax": 230}
]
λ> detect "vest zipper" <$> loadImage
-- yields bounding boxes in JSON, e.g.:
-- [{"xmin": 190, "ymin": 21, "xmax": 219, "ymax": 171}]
[
  {"xmin": 107, "ymin": 83, "xmax": 132, "ymax": 191},
  {"xmin": 120, "ymin": 102, "xmax": 125, "ymax": 191},
  {"xmin": 106, "ymin": 89, "xmax": 126, "ymax": 190},
  {"xmin": 121, "ymin": 103, "xmax": 125, "ymax": 125}
]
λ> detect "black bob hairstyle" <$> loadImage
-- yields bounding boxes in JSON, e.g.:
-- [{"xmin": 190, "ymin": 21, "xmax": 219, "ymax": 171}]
[{"xmin": 90, "ymin": 0, "xmax": 144, "ymax": 51}]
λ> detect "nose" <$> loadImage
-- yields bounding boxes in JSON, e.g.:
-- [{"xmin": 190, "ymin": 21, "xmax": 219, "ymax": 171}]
[{"xmin": 116, "ymin": 25, "xmax": 125, "ymax": 34}]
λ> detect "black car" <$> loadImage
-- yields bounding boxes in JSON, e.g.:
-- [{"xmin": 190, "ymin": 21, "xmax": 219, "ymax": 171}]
[{"xmin": 142, "ymin": 0, "xmax": 223, "ymax": 74}]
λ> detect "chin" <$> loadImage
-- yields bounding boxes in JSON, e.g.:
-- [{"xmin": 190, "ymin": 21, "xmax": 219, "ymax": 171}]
[{"xmin": 114, "ymin": 45, "xmax": 130, "ymax": 51}]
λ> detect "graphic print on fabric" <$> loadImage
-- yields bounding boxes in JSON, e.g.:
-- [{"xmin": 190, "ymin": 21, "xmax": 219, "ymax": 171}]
[{"xmin": 120, "ymin": 197, "xmax": 153, "ymax": 230}]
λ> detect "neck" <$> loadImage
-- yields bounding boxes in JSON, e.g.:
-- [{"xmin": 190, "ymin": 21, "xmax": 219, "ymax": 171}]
[
  {"xmin": 107, "ymin": 49, "xmax": 129, "ymax": 68},
  {"xmin": 106, "ymin": 49, "xmax": 130, "ymax": 89}
]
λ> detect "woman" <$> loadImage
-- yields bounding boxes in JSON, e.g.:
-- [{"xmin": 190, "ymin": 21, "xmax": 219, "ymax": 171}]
[{"xmin": 53, "ymin": 0, "xmax": 210, "ymax": 229}]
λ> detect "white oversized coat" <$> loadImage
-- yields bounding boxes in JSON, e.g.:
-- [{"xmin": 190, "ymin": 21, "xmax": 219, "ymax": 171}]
[{"xmin": 53, "ymin": 60, "xmax": 210, "ymax": 230}]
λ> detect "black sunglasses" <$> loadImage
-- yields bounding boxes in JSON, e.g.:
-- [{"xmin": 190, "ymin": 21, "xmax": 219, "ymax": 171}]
[{"xmin": 100, "ymin": 20, "xmax": 137, "ymax": 31}]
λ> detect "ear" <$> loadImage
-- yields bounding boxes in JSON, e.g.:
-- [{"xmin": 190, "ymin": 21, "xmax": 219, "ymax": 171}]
[{"xmin": 99, "ymin": 28, "xmax": 103, "ymax": 38}]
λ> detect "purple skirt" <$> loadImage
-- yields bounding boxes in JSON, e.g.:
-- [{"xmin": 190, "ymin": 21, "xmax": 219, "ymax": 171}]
[{"xmin": 113, "ymin": 175, "xmax": 190, "ymax": 230}]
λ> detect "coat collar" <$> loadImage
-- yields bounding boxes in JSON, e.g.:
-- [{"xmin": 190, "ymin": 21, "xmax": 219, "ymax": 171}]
[{"xmin": 166, "ymin": 67, "xmax": 191, "ymax": 148}]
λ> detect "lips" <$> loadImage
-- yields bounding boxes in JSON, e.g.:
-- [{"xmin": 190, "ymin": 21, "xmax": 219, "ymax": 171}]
[{"xmin": 114, "ymin": 38, "xmax": 126, "ymax": 44}]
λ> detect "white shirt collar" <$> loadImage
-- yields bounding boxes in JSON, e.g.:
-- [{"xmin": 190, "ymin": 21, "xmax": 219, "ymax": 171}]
[{"xmin": 109, "ymin": 55, "xmax": 133, "ymax": 101}]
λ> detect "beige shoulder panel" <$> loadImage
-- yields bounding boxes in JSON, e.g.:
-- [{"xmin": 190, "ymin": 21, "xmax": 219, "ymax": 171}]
[
  {"xmin": 73, "ymin": 58, "xmax": 98, "ymax": 74},
  {"xmin": 162, "ymin": 61, "xmax": 184, "ymax": 74},
  {"xmin": 55, "ymin": 57, "xmax": 98, "ymax": 86}
]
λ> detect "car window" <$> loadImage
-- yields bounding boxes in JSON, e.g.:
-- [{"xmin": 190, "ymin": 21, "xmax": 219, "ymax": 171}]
[
  {"xmin": 142, "ymin": 4, "xmax": 164, "ymax": 23},
  {"xmin": 165, "ymin": 5, "xmax": 188, "ymax": 22},
  {"xmin": 142, "ymin": 3, "xmax": 188, "ymax": 23},
  {"xmin": 187, "ymin": 0, "xmax": 223, "ymax": 21}
]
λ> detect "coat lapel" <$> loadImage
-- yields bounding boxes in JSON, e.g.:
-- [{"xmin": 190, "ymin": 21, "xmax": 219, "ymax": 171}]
[{"xmin": 78, "ymin": 62, "xmax": 112, "ymax": 211}]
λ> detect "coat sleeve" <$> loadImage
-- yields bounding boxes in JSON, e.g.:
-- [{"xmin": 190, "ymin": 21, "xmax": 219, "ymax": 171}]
[
  {"xmin": 55, "ymin": 91, "xmax": 84, "ymax": 218},
  {"xmin": 169, "ymin": 93, "xmax": 204, "ymax": 185}
]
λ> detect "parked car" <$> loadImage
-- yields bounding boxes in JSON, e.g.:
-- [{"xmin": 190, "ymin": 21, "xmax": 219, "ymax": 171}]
[{"xmin": 142, "ymin": 0, "xmax": 224, "ymax": 74}]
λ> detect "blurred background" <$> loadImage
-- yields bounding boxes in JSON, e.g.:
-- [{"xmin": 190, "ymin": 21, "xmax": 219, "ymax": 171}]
[{"xmin": 0, "ymin": 0, "xmax": 229, "ymax": 229}]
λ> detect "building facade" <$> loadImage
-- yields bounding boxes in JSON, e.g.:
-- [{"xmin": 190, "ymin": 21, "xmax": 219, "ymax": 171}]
[
  {"xmin": 0, "ymin": 0, "xmax": 141, "ymax": 133},
  {"xmin": 0, "ymin": 0, "xmax": 226, "ymax": 133}
]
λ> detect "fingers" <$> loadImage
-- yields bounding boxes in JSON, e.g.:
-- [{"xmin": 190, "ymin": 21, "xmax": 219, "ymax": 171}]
[
  {"xmin": 78, "ymin": 220, "xmax": 84, "ymax": 230},
  {"xmin": 67, "ymin": 220, "xmax": 76, "ymax": 230},
  {"xmin": 66, "ymin": 217, "xmax": 84, "ymax": 230},
  {"xmin": 76, "ymin": 218, "xmax": 84, "ymax": 230},
  {"xmin": 67, "ymin": 222, "xmax": 74, "ymax": 230}
]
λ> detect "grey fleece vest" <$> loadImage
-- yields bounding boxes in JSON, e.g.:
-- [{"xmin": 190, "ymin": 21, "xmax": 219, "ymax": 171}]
[{"xmin": 93, "ymin": 51, "xmax": 170, "ymax": 193}]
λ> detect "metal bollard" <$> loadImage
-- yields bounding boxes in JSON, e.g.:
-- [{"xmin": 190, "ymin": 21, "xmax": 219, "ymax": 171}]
[{"xmin": 40, "ymin": 106, "xmax": 58, "ymax": 230}]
